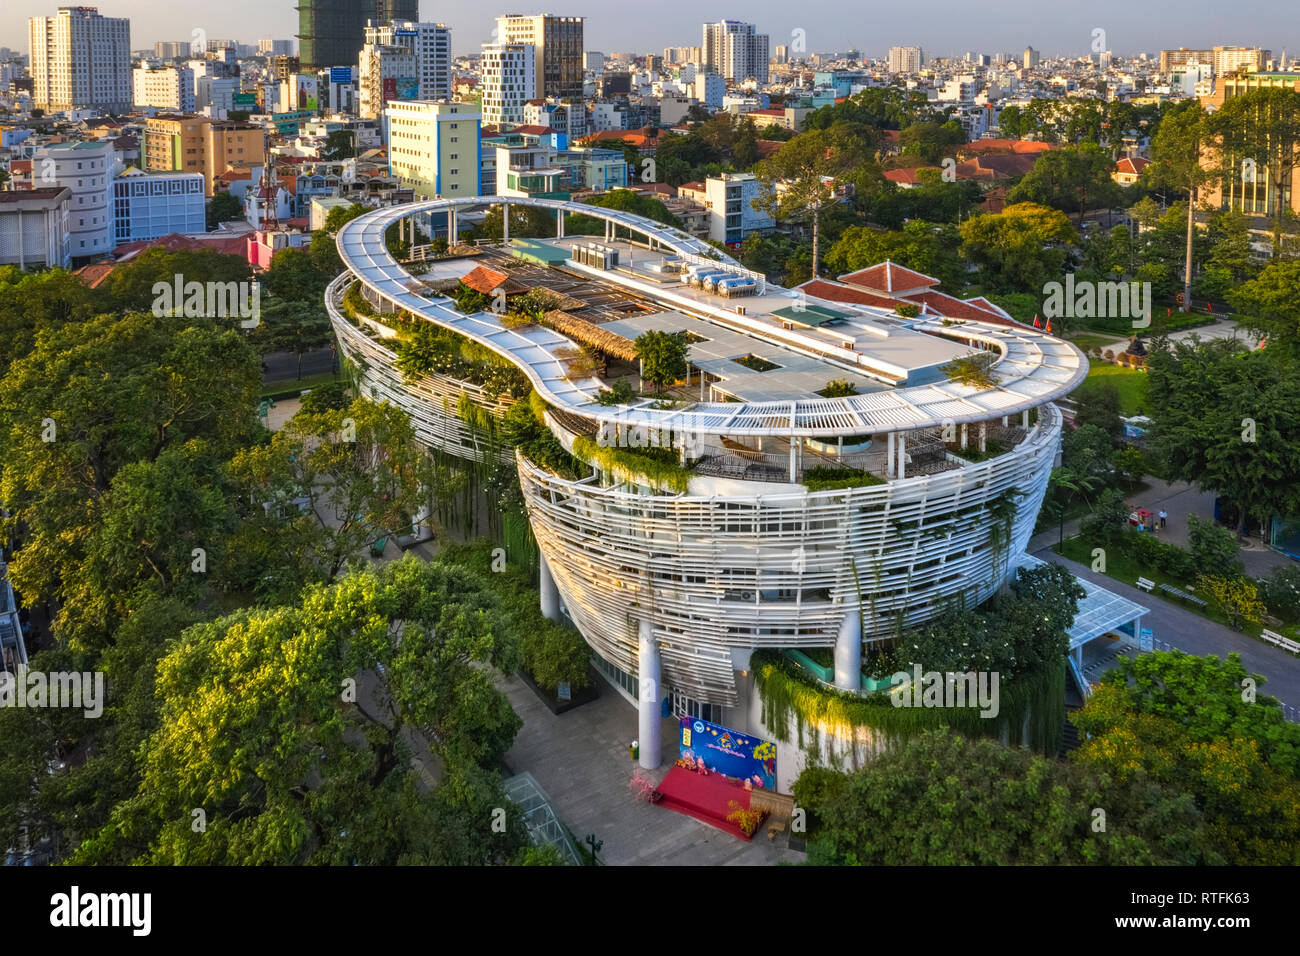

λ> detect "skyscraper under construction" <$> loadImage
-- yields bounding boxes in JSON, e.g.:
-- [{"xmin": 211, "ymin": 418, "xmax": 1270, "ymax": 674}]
[{"xmin": 296, "ymin": 0, "xmax": 418, "ymax": 69}]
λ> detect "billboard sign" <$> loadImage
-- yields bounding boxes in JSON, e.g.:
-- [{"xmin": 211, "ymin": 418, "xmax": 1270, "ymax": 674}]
[{"xmin": 679, "ymin": 717, "xmax": 776, "ymax": 790}]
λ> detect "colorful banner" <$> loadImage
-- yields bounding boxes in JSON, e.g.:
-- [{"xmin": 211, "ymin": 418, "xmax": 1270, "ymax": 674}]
[{"xmin": 679, "ymin": 717, "xmax": 776, "ymax": 790}]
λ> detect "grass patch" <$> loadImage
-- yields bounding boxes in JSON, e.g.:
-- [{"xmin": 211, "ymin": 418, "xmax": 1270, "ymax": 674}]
[
  {"xmin": 735, "ymin": 354, "xmax": 779, "ymax": 372},
  {"xmin": 802, "ymin": 466, "xmax": 887, "ymax": 492},
  {"xmin": 260, "ymin": 370, "xmax": 341, "ymax": 401},
  {"xmin": 1055, "ymin": 535, "xmax": 1258, "ymax": 635},
  {"xmin": 1085, "ymin": 359, "xmax": 1148, "ymax": 416},
  {"xmin": 1068, "ymin": 333, "xmax": 1126, "ymax": 352}
]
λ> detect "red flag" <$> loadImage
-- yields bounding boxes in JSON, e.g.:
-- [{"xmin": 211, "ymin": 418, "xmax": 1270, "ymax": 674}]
[
  {"xmin": 1044, "ymin": 318, "xmax": 1053, "ymax": 334},
  {"xmin": 1033, "ymin": 315, "xmax": 1041, "ymax": 329},
  {"xmin": 1260, "ymin": 337, "xmax": 1267, "ymax": 349}
]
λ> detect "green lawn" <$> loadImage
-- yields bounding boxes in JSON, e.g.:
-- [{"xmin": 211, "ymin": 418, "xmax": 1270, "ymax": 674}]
[
  {"xmin": 260, "ymin": 370, "xmax": 342, "ymax": 400},
  {"xmin": 1055, "ymin": 535, "xmax": 1258, "ymax": 636},
  {"xmin": 1085, "ymin": 359, "xmax": 1149, "ymax": 416},
  {"xmin": 1068, "ymin": 333, "xmax": 1126, "ymax": 353}
]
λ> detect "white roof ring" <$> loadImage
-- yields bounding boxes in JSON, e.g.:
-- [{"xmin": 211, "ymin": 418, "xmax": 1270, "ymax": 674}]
[{"xmin": 336, "ymin": 196, "xmax": 1088, "ymax": 438}]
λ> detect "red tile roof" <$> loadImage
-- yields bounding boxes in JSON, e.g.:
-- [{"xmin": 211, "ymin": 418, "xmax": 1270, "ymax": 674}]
[
  {"xmin": 73, "ymin": 262, "xmax": 117, "ymax": 288},
  {"xmin": 112, "ymin": 232, "xmax": 249, "ymax": 259},
  {"xmin": 882, "ymin": 167, "xmax": 932, "ymax": 185},
  {"xmin": 460, "ymin": 265, "xmax": 510, "ymax": 295},
  {"xmin": 797, "ymin": 279, "xmax": 900, "ymax": 310},
  {"xmin": 1115, "ymin": 156, "xmax": 1151, "ymax": 175},
  {"xmin": 511, "ymin": 124, "xmax": 555, "ymax": 136},
  {"xmin": 839, "ymin": 260, "xmax": 941, "ymax": 293},
  {"xmin": 961, "ymin": 138, "xmax": 1056, "ymax": 155},
  {"xmin": 908, "ymin": 290, "xmax": 1020, "ymax": 325},
  {"xmin": 754, "ymin": 139, "xmax": 783, "ymax": 159}
]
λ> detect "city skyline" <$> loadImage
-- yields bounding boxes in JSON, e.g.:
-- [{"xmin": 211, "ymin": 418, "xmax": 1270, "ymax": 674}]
[{"xmin": 2, "ymin": 0, "xmax": 1298, "ymax": 60}]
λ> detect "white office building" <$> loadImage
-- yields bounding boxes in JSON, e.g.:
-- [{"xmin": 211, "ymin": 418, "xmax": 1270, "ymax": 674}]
[
  {"xmin": 358, "ymin": 42, "xmax": 417, "ymax": 121},
  {"xmin": 32, "ymin": 140, "xmax": 114, "ymax": 258},
  {"xmin": 29, "ymin": 6, "xmax": 132, "ymax": 113},
  {"xmin": 702, "ymin": 20, "xmax": 769, "ymax": 84},
  {"xmin": 888, "ymin": 46, "xmax": 924, "ymax": 74},
  {"xmin": 133, "ymin": 64, "xmax": 195, "ymax": 113},
  {"xmin": 364, "ymin": 21, "xmax": 452, "ymax": 103},
  {"xmin": 481, "ymin": 42, "xmax": 537, "ymax": 126},
  {"xmin": 0, "ymin": 186, "xmax": 71, "ymax": 269}
]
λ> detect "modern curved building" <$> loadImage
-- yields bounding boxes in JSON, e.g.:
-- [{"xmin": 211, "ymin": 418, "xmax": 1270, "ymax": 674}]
[{"xmin": 329, "ymin": 196, "xmax": 1087, "ymax": 766}]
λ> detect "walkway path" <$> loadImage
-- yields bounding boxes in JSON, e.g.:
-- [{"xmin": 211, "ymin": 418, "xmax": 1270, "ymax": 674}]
[
  {"xmin": 499, "ymin": 673, "xmax": 803, "ymax": 866},
  {"xmin": 1029, "ymin": 477, "xmax": 1291, "ymax": 579},
  {"xmin": 1037, "ymin": 550, "xmax": 1300, "ymax": 714}
]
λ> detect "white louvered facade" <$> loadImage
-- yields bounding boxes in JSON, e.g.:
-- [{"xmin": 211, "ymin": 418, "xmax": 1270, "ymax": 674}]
[{"xmin": 328, "ymin": 197, "xmax": 1084, "ymax": 709}]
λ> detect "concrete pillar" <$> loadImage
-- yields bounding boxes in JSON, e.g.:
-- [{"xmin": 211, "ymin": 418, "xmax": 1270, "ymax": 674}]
[
  {"xmin": 960, "ymin": 423, "xmax": 968, "ymax": 449},
  {"xmin": 834, "ymin": 609, "xmax": 861, "ymax": 692},
  {"xmin": 898, "ymin": 433, "xmax": 906, "ymax": 479},
  {"xmin": 502, "ymin": 202, "xmax": 509, "ymax": 244},
  {"xmin": 700, "ymin": 373, "xmax": 706, "ymax": 401},
  {"xmin": 979, "ymin": 422, "xmax": 987, "ymax": 453},
  {"xmin": 539, "ymin": 553, "xmax": 560, "ymax": 622},
  {"xmin": 789, "ymin": 438, "xmax": 797, "ymax": 482},
  {"xmin": 638, "ymin": 618, "xmax": 662, "ymax": 770},
  {"xmin": 557, "ymin": 209, "xmax": 564, "ymax": 237},
  {"xmin": 1022, "ymin": 409, "xmax": 1029, "ymax": 428},
  {"xmin": 448, "ymin": 208, "xmax": 454, "ymax": 243}
]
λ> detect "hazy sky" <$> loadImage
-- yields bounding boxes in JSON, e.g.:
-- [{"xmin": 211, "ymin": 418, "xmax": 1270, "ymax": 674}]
[{"xmin": 5, "ymin": 0, "xmax": 1298, "ymax": 60}]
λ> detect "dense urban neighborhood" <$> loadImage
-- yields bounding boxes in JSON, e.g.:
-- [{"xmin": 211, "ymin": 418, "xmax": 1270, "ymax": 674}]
[{"xmin": 0, "ymin": 2, "xmax": 1299, "ymax": 890}]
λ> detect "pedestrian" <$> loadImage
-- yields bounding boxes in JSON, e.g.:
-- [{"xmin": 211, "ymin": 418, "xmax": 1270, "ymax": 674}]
[{"xmin": 1159, "ymin": 509, "xmax": 1167, "ymax": 528}]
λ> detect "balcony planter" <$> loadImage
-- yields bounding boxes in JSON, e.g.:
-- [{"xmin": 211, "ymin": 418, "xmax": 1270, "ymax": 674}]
[
  {"xmin": 860, "ymin": 674, "xmax": 897, "ymax": 693},
  {"xmin": 783, "ymin": 649, "xmax": 835, "ymax": 684}
]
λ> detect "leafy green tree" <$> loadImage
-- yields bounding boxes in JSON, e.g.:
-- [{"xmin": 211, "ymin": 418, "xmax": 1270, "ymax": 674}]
[
  {"xmin": 1007, "ymin": 142, "xmax": 1123, "ymax": 214},
  {"xmin": 0, "ymin": 310, "xmax": 260, "ymax": 648},
  {"xmin": 897, "ymin": 119, "xmax": 966, "ymax": 163},
  {"xmin": 100, "ymin": 247, "xmax": 253, "ymax": 313},
  {"xmin": 634, "ymin": 330, "xmax": 688, "ymax": 394},
  {"xmin": 324, "ymin": 202, "xmax": 368, "ymax": 235},
  {"xmin": 1211, "ymin": 88, "xmax": 1300, "ymax": 258},
  {"xmin": 753, "ymin": 124, "xmax": 870, "ymax": 278},
  {"xmin": 1075, "ymin": 650, "xmax": 1300, "ymax": 864},
  {"xmin": 227, "ymin": 397, "xmax": 429, "ymax": 582},
  {"xmin": 1072, "ymin": 381, "xmax": 1123, "ymax": 436},
  {"xmin": 1147, "ymin": 337, "xmax": 1300, "ymax": 532},
  {"xmin": 1186, "ymin": 514, "xmax": 1243, "ymax": 578},
  {"xmin": 1228, "ymin": 260, "xmax": 1300, "ymax": 355},
  {"xmin": 825, "ymin": 221, "xmax": 964, "ymax": 289},
  {"xmin": 1147, "ymin": 101, "xmax": 1218, "ymax": 312},
  {"xmin": 808, "ymin": 727, "xmax": 1213, "ymax": 865},
  {"xmin": 254, "ymin": 295, "xmax": 335, "ymax": 377},
  {"xmin": 206, "ymin": 190, "xmax": 244, "ymax": 229},
  {"xmin": 262, "ymin": 246, "xmax": 328, "ymax": 304},
  {"xmin": 959, "ymin": 202, "xmax": 1077, "ymax": 293},
  {"xmin": 0, "ymin": 267, "xmax": 100, "ymax": 378},
  {"xmin": 72, "ymin": 557, "xmax": 528, "ymax": 865}
]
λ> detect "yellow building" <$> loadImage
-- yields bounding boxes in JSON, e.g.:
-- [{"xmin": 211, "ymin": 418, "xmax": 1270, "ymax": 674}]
[
  {"xmin": 144, "ymin": 115, "xmax": 266, "ymax": 195},
  {"xmin": 386, "ymin": 101, "xmax": 481, "ymax": 200},
  {"xmin": 1200, "ymin": 74, "xmax": 1300, "ymax": 221}
]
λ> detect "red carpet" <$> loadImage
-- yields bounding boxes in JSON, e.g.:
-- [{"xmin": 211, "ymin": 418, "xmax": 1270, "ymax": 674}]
[{"xmin": 656, "ymin": 767, "xmax": 757, "ymax": 840}]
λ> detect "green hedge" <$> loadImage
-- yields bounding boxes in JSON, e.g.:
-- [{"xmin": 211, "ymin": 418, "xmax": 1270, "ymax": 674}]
[
  {"xmin": 752, "ymin": 648, "xmax": 1065, "ymax": 756},
  {"xmin": 803, "ymin": 466, "xmax": 886, "ymax": 492},
  {"xmin": 572, "ymin": 435, "xmax": 692, "ymax": 493}
]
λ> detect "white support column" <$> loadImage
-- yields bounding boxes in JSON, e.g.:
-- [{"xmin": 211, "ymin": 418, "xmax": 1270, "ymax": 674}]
[
  {"xmin": 700, "ymin": 373, "xmax": 706, "ymax": 401},
  {"xmin": 960, "ymin": 423, "xmax": 968, "ymax": 449},
  {"xmin": 502, "ymin": 202, "xmax": 509, "ymax": 244},
  {"xmin": 898, "ymin": 432, "xmax": 906, "ymax": 479},
  {"xmin": 979, "ymin": 422, "xmax": 987, "ymax": 453},
  {"xmin": 887, "ymin": 431, "xmax": 895, "ymax": 478},
  {"xmin": 1022, "ymin": 409, "xmax": 1029, "ymax": 428},
  {"xmin": 834, "ymin": 609, "xmax": 861, "ymax": 691},
  {"xmin": 539, "ymin": 553, "xmax": 560, "ymax": 622},
  {"xmin": 448, "ymin": 208, "xmax": 457, "ymax": 242},
  {"xmin": 789, "ymin": 438, "xmax": 797, "ymax": 482},
  {"xmin": 557, "ymin": 209, "xmax": 564, "ymax": 238},
  {"xmin": 638, "ymin": 618, "xmax": 661, "ymax": 770}
]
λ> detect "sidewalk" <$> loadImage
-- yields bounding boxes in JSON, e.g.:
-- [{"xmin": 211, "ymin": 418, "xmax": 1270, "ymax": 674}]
[{"xmin": 1029, "ymin": 478, "xmax": 1292, "ymax": 579}]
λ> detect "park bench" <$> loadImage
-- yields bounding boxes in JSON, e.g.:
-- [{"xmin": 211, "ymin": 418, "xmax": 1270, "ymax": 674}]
[
  {"xmin": 1157, "ymin": 582, "xmax": 1208, "ymax": 610},
  {"xmin": 1261, "ymin": 629, "xmax": 1300, "ymax": 655},
  {"xmin": 1135, "ymin": 577, "xmax": 1155, "ymax": 593}
]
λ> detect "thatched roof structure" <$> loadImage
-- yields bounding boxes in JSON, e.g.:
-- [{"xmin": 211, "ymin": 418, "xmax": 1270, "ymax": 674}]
[{"xmin": 541, "ymin": 310, "xmax": 638, "ymax": 360}]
